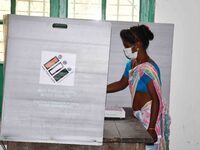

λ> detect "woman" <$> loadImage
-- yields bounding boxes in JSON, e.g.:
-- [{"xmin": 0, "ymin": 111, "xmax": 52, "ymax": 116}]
[{"xmin": 107, "ymin": 25, "xmax": 167, "ymax": 150}]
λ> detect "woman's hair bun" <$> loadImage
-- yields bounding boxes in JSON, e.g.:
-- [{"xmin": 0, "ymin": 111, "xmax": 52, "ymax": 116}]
[{"xmin": 140, "ymin": 25, "xmax": 154, "ymax": 41}]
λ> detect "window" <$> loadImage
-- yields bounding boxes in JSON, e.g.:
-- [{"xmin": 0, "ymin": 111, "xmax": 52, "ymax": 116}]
[
  {"xmin": 67, "ymin": 0, "xmax": 140, "ymax": 21},
  {"xmin": 68, "ymin": 0, "xmax": 102, "ymax": 20},
  {"xmin": 0, "ymin": 0, "xmax": 50, "ymax": 62},
  {"xmin": 0, "ymin": 0, "xmax": 11, "ymax": 20},
  {"xmin": 16, "ymin": 0, "xmax": 50, "ymax": 17},
  {"xmin": 106, "ymin": 0, "xmax": 140, "ymax": 22},
  {"xmin": 0, "ymin": 0, "xmax": 10, "ymax": 62},
  {"xmin": 0, "ymin": 0, "xmax": 150, "ymax": 63}
]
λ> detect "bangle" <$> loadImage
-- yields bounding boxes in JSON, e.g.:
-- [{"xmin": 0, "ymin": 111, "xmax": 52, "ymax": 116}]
[{"xmin": 148, "ymin": 128, "xmax": 155, "ymax": 130}]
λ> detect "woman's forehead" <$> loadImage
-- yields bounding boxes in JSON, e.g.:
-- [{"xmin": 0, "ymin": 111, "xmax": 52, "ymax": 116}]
[{"xmin": 122, "ymin": 40, "xmax": 133, "ymax": 47}]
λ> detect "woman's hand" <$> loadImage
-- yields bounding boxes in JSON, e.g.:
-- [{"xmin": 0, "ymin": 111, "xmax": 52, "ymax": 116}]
[{"xmin": 147, "ymin": 128, "xmax": 158, "ymax": 143}]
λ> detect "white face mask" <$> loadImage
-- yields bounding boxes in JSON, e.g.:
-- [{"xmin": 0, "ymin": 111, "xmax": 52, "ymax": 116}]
[{"xmin": 123, "ymin": 47, "xmax": 138, "ymax": 59}]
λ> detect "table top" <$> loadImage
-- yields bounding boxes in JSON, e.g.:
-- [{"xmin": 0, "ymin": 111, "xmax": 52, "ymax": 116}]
[{"xmin": 103, "ymin": 107, "xmax": 153, "ymax": 144}]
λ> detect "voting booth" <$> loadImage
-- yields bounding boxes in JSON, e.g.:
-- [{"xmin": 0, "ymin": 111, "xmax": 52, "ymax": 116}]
[
  {"xmin": 0, "ymin": 15, "xmax": 111, "ymax": 145},
  {"xmin": 0, "ymin": 15, "xmax": 174, "ymax": 149}
]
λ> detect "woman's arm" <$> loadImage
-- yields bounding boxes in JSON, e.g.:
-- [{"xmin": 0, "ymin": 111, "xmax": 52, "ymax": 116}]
[
  {"xmin": 147, "ymin": 80, "xmax": 160, "ymax": 142},
  {"xmin": 107, "ymin": 76, "xmax": 129, "ymax": 93}
]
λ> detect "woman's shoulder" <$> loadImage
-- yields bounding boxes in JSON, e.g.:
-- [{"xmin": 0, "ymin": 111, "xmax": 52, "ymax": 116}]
[
  {"xmin": 148, "ymin": 59, "xmax": 160, "ymax": 71},
  {"xmin": 148, "ymin": 59, "xmax": 161, "ymax": 81}
]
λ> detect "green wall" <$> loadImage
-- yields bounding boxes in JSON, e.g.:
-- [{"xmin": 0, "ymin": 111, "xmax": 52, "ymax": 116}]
[{"xmin": 0, "ymin": 64, "xmax": 4, "ymax": 113}]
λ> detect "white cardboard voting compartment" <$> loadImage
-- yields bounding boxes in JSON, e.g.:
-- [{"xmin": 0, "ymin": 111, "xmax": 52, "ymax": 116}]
[{"xmin": 1, "ymin": 15, "xmax": 111, "ymax": 145}]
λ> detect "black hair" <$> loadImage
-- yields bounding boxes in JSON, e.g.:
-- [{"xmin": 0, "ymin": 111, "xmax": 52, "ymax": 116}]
[
  {"xmin": 130, "ymin": 25, "xmax": 154, "ymax": 49},
  {"xmin": 120, "ymin": 29, "xmax": 137, "ymax": 44},
  {"xmin": 120, "ymin": 25, "xmax": 154, "ymax": 49}
]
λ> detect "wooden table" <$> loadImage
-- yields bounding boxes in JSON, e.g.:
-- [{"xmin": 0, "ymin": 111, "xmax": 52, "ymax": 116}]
[{"xmin": 6, "ymin": 108, "xmax": 153, "ymax": 150}]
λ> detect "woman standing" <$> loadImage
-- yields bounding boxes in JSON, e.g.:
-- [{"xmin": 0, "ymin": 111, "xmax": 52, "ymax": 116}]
[{"xmin": 107, "ymin": 25, "xmax": 167, "ymax": 150}]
